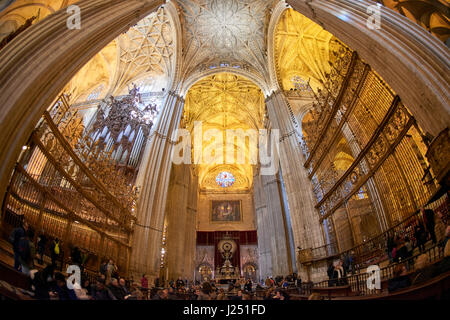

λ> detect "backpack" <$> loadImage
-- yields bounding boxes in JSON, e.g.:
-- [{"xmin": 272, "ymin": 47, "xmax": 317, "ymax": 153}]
[{"xmin": 54, "ymin": 241, "xmax": 60, "ymax": 255}]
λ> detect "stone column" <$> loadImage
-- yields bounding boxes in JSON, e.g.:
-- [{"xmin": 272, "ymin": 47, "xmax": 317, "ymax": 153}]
[
  {"xmin": 130, "ymin": 91, "xmax": 184, "ymax": 280},
  {"xmin": 261, "ymin": 174, "xmax": 291, "ymax": 277},
  {"xmin": 164, "ymin": 163, "xmax": 194, "ymax": 281},
  {"xmin": 265, "ymin": 90, "xmax": 325, "ymax": 278},
  {"xmin": 183, "ymin": 170, "xmax": 198, "ymax": 281},
  {"xmin": 253, "ymin": 171, "xmax": 273, "ymax": 280}
]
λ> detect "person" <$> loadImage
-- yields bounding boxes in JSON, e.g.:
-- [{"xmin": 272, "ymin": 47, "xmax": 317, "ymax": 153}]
[
  {"xmin": 9, "ymin": 221, "xmax": 28, "ymax": 270},
  {"xmin": 263, "ymin": 287, "xmax": 274, "ymax": 300},
  {"xmin": 217, "ymin": 288, "xmax": 228, "ymax": 300},
  {"xmin": 403, "ymin": 236, "xmax": 413, "ymax": 268},
  {"xmin": 327, "ymin": 262, "xmax": 335, "ymax": 286},
  {"xmin": 141, "ymin": 274, "xmax": 148, "ymax": 288},
  {"xmin": 269, "ymin": 277, "xmax": 275, "ymax": 287},
  {"xmin": 108, "ymin": 278, "xmax": 126, "ymax": 300},
  {"xmin": 16, "ymin": 228, "xmax": 35, "ymax": 276},
  {"xmin": 106, "ymin": 259, "xmax": 117, "ymax": 285},
  {"xmin": 53, "ymin": 272, "xmax": 78, "ymax": 300},
  {"xmin": 128, "ymin": 282, "xmax": 144, "ymax": 300},
  {"xmin": 244, "ymin": 279, "xmax": 251, "ymax": 292},
  {"xmin": 176, "ymin": 276, "xmax": 184, "ymax": 289},
  {"xmin": 73, "ymin": 282, "xmax": 90, "ymax": 300},
  {"xmin": 82, "ymin": 279, "xmax": 92, "ymax": 296},
  {"xmin": 231, "ymin": 289, "xmax": 243, "ymax": 300},
  {"xmin": 91, "ymin": 277, "xmax": 117, "ymax": 300},
  {"xmin": 281, "ymin": 278, "xmax": 289, "ymax": 289},
  {"xmin": 414, "ymin": 220, "xmax": 426, "ymax": 252},
  {"xmin": 422, "ymin": 208, "xmax": 437, "ymax": 244},
  {"xmin": 272, "ymin": 289, "xmax": 288, "ymax": 300},
  {"xmin": 36, "ymin": 233, "xmax": 47, "ymax": 265},
  {"xmin": 396, "ymin": 237, "xmax": 408, "ymax": 263},
  {"xmin": 119, "ymin": 278, "xmax": 130, "ymax": 297},
  {"xmin": 197, "ymin": 282, "xmax": 212, "ymax": 300},
  {"xmin": 71, "ymin": 246, "xmax": 82, "ymax": 266},
  {"xmin": 333, "ymin": 260, "xmax": 345, "ymax": 286},
  {"xmin": 386, "ymin": 233, "xmax": 395, "ymax": 263},
  {"xmin": 343, "ymin": 252, "xmax": 350, "ymax": 274},
  {"xmin": 167, "ymin": 286, "xmax": 178, "ymax": 300},
  {"xmin": 159, "ymin": 288, "xmax": 169, "ymax": 300},
  {"xmin": 264, "ymin": 277, "xmax": 271, "ymax": 288},
  {"xmin": 388, "ymin": 264, "xmax": 411, "ymax": 293},
  {"xmin": 30, "ymin": 264, "xmax": 55, "ymax": 300},
  {"xmin": 50, "ymin": 238, "xmax": 61, "ymax": 268}
]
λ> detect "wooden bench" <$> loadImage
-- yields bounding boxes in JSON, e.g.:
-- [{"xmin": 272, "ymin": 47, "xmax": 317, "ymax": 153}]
[
  {"xmin": 289, "ymin": 294, "xmax": 310, "ymax": 300},
  {"xmin": 0, "ymin": 261, "xmax": 34, "ymax": 300},
  {"xmin": 311, "ymin": 285, "xmax": 354, "ymax": 299},
  {"xmin": 0, "ymin": 260, "xmax": 31, "ymax": 291}
]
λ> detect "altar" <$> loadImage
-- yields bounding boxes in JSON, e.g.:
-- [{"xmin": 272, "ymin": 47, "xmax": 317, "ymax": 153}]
[{"xmin": 195, "ymin": 231, "xmax": 258, "ymax": 283}]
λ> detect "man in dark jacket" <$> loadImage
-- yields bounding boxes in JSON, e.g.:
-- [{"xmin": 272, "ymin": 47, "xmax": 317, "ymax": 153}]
[
  {"xmin": 423, "ymin": 208, "xmax": 437, "ymax": 244},
  {"xmin": 36, "ymin": 233, "xmax": 47, "ymax": 265},
  {"xmin": 327, "ymin": 262, "xmax": 335, "ymax": 286},
  {"xmin": 53, "ymin": 272, "xmax": 78, "ymax": 300},
  {"xmin": 176, "ymin": 277, "xmax": 184, "ymax": 289},
  {"xmin": 414, "ymin": 220, "xmax": 426, "ymax": 252},
  {"xmin": 17, "ymin": 229, "xmax": 35, "ymax": 275},
  {"xmin": 9, "ymin": 222, "xmax": 28, "ymax": 270},
  {"xmin": 108, "ymin": 278, "xmax": 126, "ymax": 300},
  {"xmin": 92, "ymin": 278, "xmax": 117, "ymax": 300},
  {"xmin": 31, "ymin": 264, "xmax": 55, "ymax": 300}
]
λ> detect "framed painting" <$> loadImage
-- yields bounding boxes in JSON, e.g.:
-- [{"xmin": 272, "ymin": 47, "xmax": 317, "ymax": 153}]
[{"xmin": 211, "ymin": 200, "xmax": 242, "ymax": 222}]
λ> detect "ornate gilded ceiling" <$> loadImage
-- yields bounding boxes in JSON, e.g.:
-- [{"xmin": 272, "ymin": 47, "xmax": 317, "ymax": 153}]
[
  {"xmin": 110, "ymin": 7, "xmax": 175, "ymax": 95},
  {"xmin": 183, "ymin": 73, "xmax": 265, "ymax": 131},
  {"xmin": 61, "ymin": 6, "xmax": 175, "ymax": 103},
  {"xmin": 274, "ymin": 8, "xmax": 333, "ymax": 91},
  {"xmin": 184, "ymin": 73, "xmax": 265, "ymax": 191},
  {"xmin": 176, "ymin": 0, "xmax": 272, "ymax": 79}
]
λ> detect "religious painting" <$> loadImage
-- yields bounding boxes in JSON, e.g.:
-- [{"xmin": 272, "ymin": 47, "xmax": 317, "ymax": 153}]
[{"xmin": 211, "ymin": 200, "xmax": 242, "ymax": 222}]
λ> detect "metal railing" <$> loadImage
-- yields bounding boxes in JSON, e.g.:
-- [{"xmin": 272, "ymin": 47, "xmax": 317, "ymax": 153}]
[{"xmin": 313, "ymin": 243, "xmax": 444, "ymax": 297}]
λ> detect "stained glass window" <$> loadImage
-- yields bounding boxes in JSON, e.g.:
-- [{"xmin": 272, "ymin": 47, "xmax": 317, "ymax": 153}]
[{"xmin": 216, "ymin": 171, "xmax": 235, "ymax": 188}]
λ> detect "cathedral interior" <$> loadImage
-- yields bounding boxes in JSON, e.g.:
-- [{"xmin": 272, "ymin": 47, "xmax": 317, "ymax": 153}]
[{"xmin": 0, "ymin": 0, "xmax": 449, "ymax": 301}]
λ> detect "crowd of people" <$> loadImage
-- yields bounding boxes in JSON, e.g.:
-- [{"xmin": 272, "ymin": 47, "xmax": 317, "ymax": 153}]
[
  {"xmin": 385, "ymin": 208, "xmax": 448, "ymax": 267},
  {"xmin": 6, "ymin": 205, "xmax": 450, "ymax": 300},
  {"xmin": 324, "ymin": 207, "xmax": 450, "ymax": 288}
]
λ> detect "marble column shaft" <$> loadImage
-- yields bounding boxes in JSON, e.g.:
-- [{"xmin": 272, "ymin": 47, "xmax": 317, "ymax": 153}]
[
  {"xmin": 265, "ymin": 90, "xmax": 325, "ymax": 275},
  {"xmin": 165, "ymin": 164, "xmax": 197, "ymax": 281},
  {"xmin": 130, "ymin": 92, "xmax": 184, "ymax": 279},
  {"xmin": 253, "ymin": 173, "xmax": 273, "ymax": 280}
]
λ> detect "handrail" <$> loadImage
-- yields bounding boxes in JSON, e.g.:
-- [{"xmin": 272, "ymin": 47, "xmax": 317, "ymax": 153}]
[
  {"xmin": 312, "ymin": 242, "xmax": 444, "ymax": 296},
  {"xmin": 303, "ymin": 192, "xmax": 448, "ymax": 264}
]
